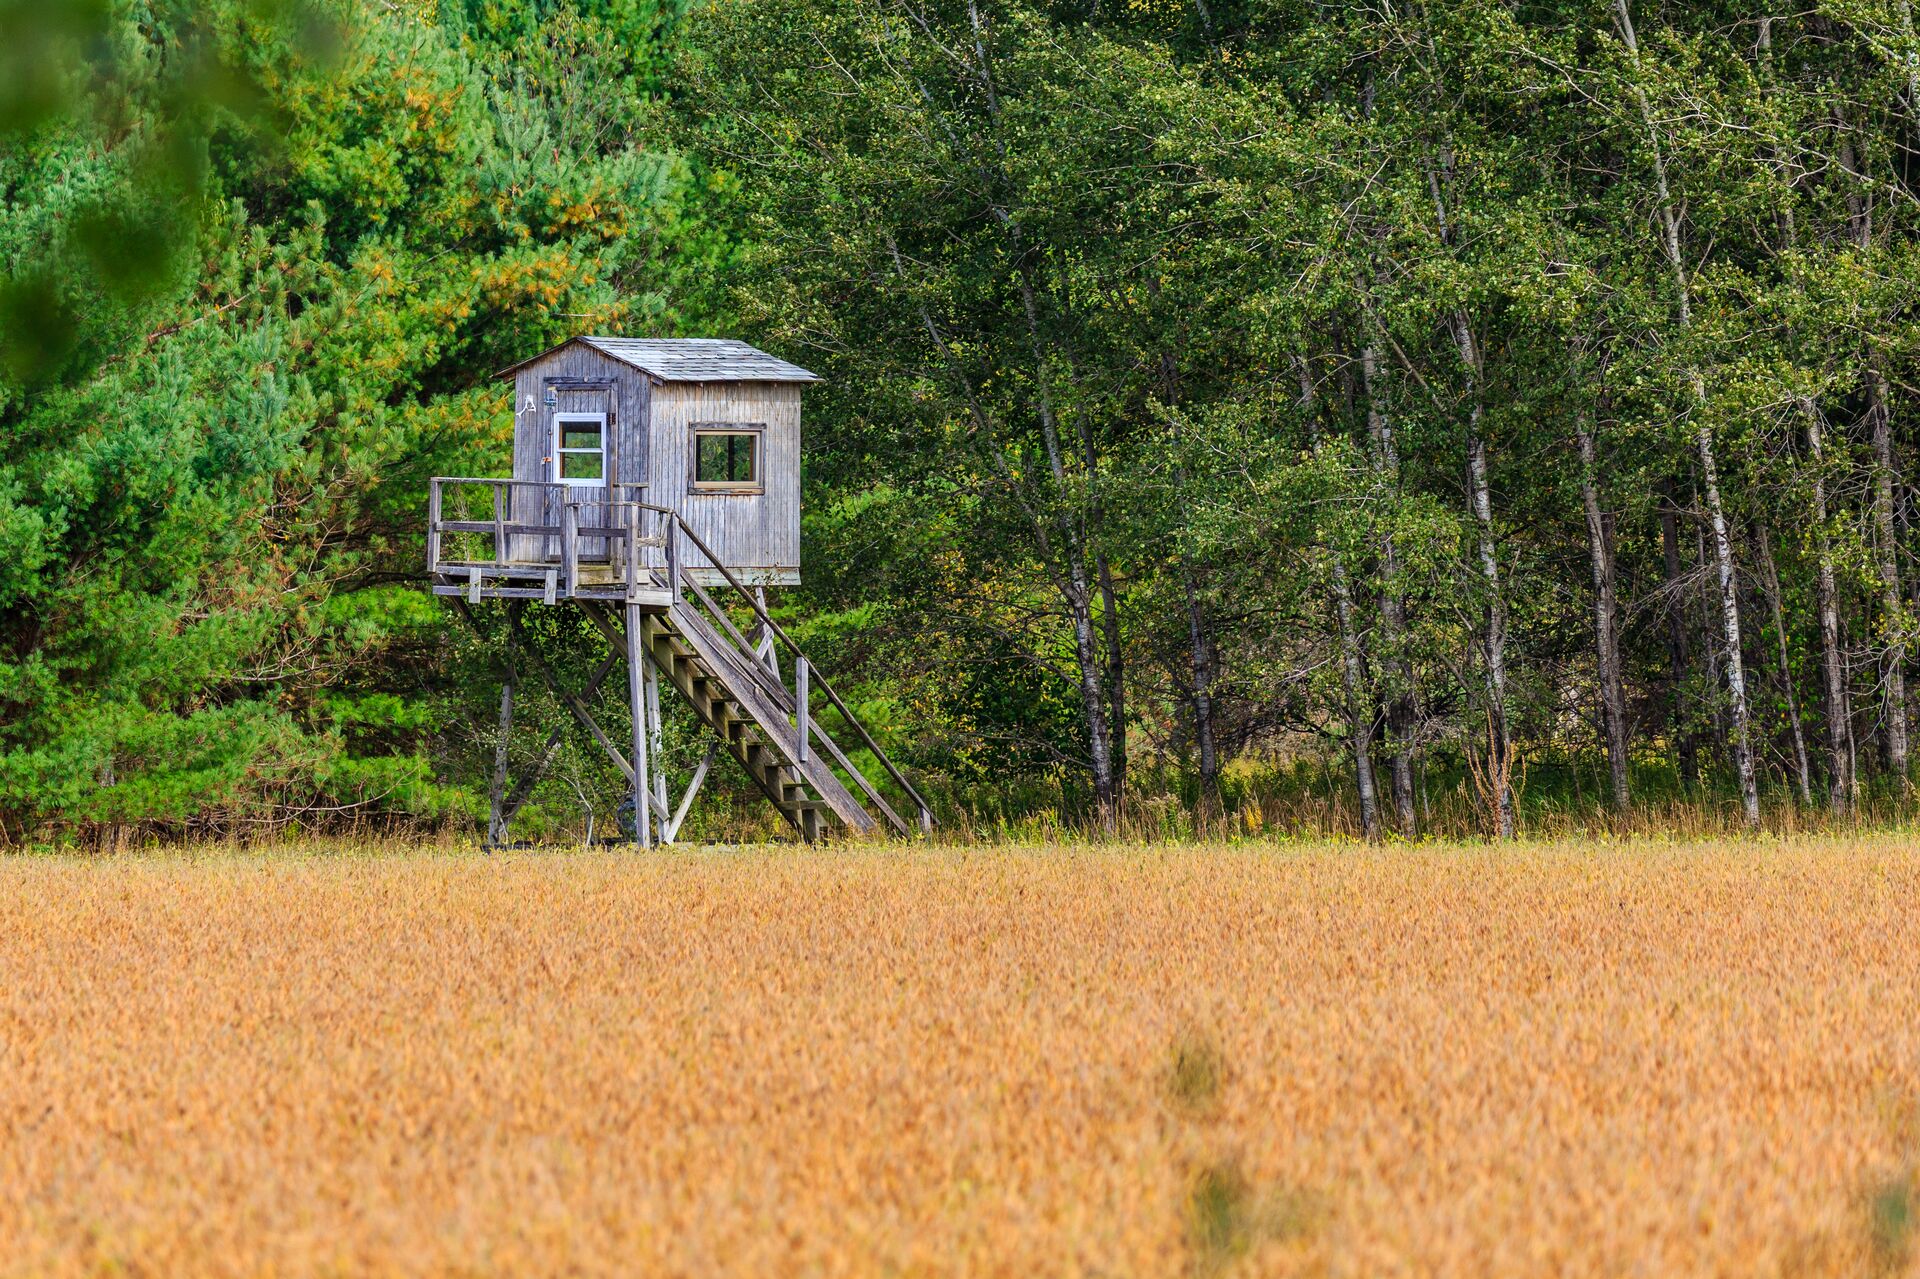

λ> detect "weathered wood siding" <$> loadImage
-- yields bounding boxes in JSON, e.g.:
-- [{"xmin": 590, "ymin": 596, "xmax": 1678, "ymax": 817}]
[
  {"xmin": 648, "ymin": 381, "xmax": 802, "ymax": 585},
  {"xmin": 509, "ymin": 343, "xmax": 653, "ymax": 560},
  {"xmin": 498, "ymin": 342, "xmax": 803, "ymax": 580}
]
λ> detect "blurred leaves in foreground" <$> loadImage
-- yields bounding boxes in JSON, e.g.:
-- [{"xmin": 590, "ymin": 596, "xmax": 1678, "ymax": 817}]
[{"xmin": 0, "ymin": 0, "xmax": 338, "ymax": 389}]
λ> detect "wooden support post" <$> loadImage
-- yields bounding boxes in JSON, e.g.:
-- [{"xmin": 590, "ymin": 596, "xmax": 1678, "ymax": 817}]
[
  {"xmin": 493, "ymin": 484, "xmax": 507, "ymax": 567},
  {"xmin": 754, "ymin": 586, "xmax": 781, "ymax": 681},
  {"xmin": 543, "ymin": 568, "xmax": 557, "ymax": 606},
  {"xmin": 562, "ymin": 500, "xmax": 579, "ymax": 598},
  {"xmin": 497, "ymin": 651, "xmax": 619, "ymax": 831},
  {"xmin": 497, "ymin": 605, "xmax": 631, "ymax": 781},
  {"xmin": 645, "ymin": 649, "xmax": 667, "ymax": 831},
  {"xmin": 427, "ymin": 479, "xmax": 442, "ymax": 574},
  {"xmin": 467, "ymin": 565, "xmax": 481, "ymax": 604},
  {"xmin": 626, "ymin": 601, "xmax": 653, "ymax": 848},
  {"xmin": 795, "ymin": 655, "xmax": 810, "ymax": 765},
  {"xmin": 665, "ymin": 744, "xmax": 715, "ymax": 843},
  {"xmin": 541, "ymin": 482, "xmax": 557, "ymax": 565},
  {"xmin": 454, "ymin": 597, "xmax": 683, "ymax": 835}
]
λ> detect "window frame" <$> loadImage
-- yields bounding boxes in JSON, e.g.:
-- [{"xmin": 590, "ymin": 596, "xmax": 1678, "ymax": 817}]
[
  {"xmin": 550, "ymin": 411, "xmax": 608, "ymax": 488},
  {"xmin": 689, "ymin": 423, "xmax": 766, "ymax": 495}
]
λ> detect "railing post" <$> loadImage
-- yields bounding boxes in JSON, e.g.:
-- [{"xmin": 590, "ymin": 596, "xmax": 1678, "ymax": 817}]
[
  {"xmin": 562, "ymin": 500, "xmax": 578, "ymax": 598},
  {"xmin": 665, "ymin": 515, "xmax": 681, "ymax": 600},
  {"xmin": 795, "ymin": 655, "xmax": 810, "ymax": 765},
  {"xmin": 493, "ymin": 483, "xmax": 507, "ymax": 567},
  {"xmin": 626, "ymin": 504, "xmax": 642, "ymax": 602},
  {"xmin": 754, "ymin": 585, "xmax": 781, "ymax": 682},
  {"xmin": 427, "ymin": 479, "xmax": 442, "ymax": 574},
  {"xmin": 626, "ymin": 601, "xmax": 653, "ymax": 850}
]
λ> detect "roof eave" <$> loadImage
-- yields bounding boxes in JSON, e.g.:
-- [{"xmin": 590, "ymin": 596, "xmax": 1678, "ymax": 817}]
[
  {"xmin": 491, "ymin": 335, "xmax": 595, "ymax": 382},
  {"xmin": 493, "ymin": 334, "xmax": 824, "ymax": 383},
  {"xmin": 656, "ymin": 373, "xmax": 825, "ymax": 385}
]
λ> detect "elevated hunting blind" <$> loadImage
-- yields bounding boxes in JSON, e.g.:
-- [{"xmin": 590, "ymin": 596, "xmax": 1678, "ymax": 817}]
[{"xmin": 428, "ymin": 336, "xmax": 929, "ymax": 847}]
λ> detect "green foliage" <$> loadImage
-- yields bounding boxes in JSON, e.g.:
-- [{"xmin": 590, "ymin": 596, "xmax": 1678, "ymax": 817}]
[
  {"xmin": 675, "ymin": 0, "xmax": 1920, "ymax": 834},
  {"xmin": 0, "ymin": 0, "xmax": 707, "ymax": 844},
  {"xmin": 9, "ymin": 0, "xmax": 1920, "ymax": 843}
]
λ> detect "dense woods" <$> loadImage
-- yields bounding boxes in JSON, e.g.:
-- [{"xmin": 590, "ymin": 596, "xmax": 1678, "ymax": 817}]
[{"xmin": 6, "ymin": 0, "xmax": 1920, "ymax": 844}]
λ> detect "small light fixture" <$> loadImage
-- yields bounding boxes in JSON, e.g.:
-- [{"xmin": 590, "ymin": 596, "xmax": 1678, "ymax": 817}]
[{"xmin": 543, "ymin": 386, "xmax": 558, "ymax": 410}]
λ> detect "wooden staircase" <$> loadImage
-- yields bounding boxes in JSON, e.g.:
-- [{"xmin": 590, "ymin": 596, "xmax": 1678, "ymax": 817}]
[{"xmin": 598, "ymin": 599, "xmax": 879, "ymax": 841}]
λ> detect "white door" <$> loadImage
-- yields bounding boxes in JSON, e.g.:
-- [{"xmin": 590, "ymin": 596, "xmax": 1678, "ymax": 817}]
[{"xmin": 553, "ymin": 411, "xmax": 610, "ymax": 560}]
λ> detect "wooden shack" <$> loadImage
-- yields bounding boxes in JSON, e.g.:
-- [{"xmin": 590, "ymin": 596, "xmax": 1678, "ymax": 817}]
[
  {"xmin": 498, "ymin": 336, "xmax": 819, "ymax": 583},
  {"xmin": 427, "ymin": 335, "xmax": 930, "ymax": 848}
]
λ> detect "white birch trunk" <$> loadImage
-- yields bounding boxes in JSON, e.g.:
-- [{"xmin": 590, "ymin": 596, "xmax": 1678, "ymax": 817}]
[{"xmin": 1614, "ymin": 0, "xmax": 1761, "ymax": 828}]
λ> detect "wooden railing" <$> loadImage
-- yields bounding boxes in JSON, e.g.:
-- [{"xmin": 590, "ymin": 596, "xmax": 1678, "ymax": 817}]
[
  {"xmin": 428, "ymin": 477, "xmax": 933, "ymax": 836},
  {"xmin": 429, "ymin": 478, "xmax": 665, "ymax": 603}
]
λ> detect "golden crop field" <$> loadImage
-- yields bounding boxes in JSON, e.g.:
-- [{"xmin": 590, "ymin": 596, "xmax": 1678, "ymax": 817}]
[{"xmin": 2, "ymin": 837, "xmax": 1918, "ymax": 1278}]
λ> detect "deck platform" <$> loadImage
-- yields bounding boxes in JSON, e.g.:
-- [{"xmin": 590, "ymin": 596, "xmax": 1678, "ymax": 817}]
[{"xmin": 429, "ymin": 559, "xmax": 677, "ymax": 607}]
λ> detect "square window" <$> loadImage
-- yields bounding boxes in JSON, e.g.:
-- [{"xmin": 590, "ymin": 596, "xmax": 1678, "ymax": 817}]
[
  {"xmin": 693, "ymin": 429, "xmax": 761, "ymax": 490},
  {"xmin": 553, "ymin": 413, "xmax": 606, "ymax": 487}
]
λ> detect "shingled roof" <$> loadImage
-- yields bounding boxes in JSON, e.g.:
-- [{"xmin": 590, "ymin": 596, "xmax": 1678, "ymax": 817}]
[{"xmin": 496, "ymin": 336, "xmax": 822, "ymax": 383}]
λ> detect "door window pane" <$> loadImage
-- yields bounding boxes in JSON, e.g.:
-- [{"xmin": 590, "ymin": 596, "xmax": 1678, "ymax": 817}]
[
  {"xmin": 554, "ymin": 414, "xmax": 606, "ymax": 485},
  {"xmin": 559, "ymin": 451, "xmax": 603, "ymax": 481}
]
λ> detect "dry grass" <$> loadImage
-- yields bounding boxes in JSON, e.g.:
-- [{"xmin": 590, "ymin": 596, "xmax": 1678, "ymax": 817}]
[{"xmin": 2, "ymin": 835, "xmax": 1918, "ymax": 1278}]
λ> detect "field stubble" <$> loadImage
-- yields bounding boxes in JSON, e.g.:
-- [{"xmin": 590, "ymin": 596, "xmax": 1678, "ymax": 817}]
[{"xmin": 1, "ymin": 836, "xmax": 1917, "ymax": 1277}]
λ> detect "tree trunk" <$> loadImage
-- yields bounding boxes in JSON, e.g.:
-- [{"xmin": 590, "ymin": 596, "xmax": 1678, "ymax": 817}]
[
  {"xmin": 1465, "ymin": 415, "xmax": 1516, "ymax": 838},
  {"xmin": 1697, "ymin": 432, "xmax": 1760, "ymax": 823},
  {"xmin": 1658, "ymin": 491, "xmax": 1704, "ymax": 783},
  {"xmin": 1804, "ymin": 401, "xmax": 1855, "ymax": 814},
  {"xmin": 1297, "ymin": 354, "xmax": 1383, "ymax": 838},
  {"xmin": 1173, "ymin": 460, "xmax": 1218, "ymax": 822},
  {"xmin": 1333, "ymin": 557, "xmax": 1382, "ymax": 841},
  {"xmin": 1659, "ymin": 489, "xmax": 1699, "ymax": 786},
  {"xmin": 1755, "ymin": 522, "xmax": 1813, "ymax": 807},
  {"xmin": 1696, "ymin": 519, "xmax": 1727, "ymax": 757},
  {"xmin": 944, "ymin": 2, "xmax": 1125, "ymax": 832},
  {"xmin": 1867, "ymin": 371, "xmax": 1910, "ymax": 787},
  {"xmin": 1615, "ymin": 0, "xmax": 1761, "ymax": 828},
  {"xmin": 1182, "ymin": 564, "xmax": 1221, "ymax": 822},
  {"xmin": 900, "ymin": 213, "xmax": 1118, "ymax": 831},
  {"xmin": 487, "ymin": 668, "xmax": 515, "ymax": 847},
  {"xmin": 1097, "ymin": 554, "xmax": 1128, "ymax": 802},
  {"xmin": 1360, "ymin": 341, "xmax": 1419, "ymax": 836},
  {"xmin": 1424, "ymin": 146, "xmax": 1514, "ymax": 838},
  {"xmin": 1011, "ymin": 251, "xmax": 1117, "ymax": 830},
  {"xmin": 1836, "ymin": 123, "xmax": 1911, "ymax": 788},
  {"xmin": 1068, "ymin": 586, "xmax": 1117, "ymax": 825},
  {"xmin": 1577, "ymin": 414, "xmax": 1631, "ymax": 808}
]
